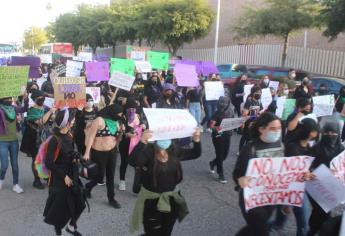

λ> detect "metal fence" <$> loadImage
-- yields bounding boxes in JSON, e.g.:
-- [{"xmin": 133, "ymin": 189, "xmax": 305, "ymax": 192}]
[{"xmin": 177, "ymin": 44, "xmax": 345, "ymax": 78}]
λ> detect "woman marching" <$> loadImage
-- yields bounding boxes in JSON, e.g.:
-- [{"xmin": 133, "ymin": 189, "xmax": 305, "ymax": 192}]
[
  {"xmin": 129, "ymin": 129, "xmax": 201, "ymax": 236},
  {"xmin": 43, "ymin": 108, "xmax": 85, "ymax": 236}
]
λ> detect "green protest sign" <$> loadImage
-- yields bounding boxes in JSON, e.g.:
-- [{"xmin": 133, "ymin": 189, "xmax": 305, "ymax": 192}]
[
  {"xmin": 0, "ymin": 66, "xmax": 29, "ymax": 98},
  {"xmin": 282, "ymin": 99, "xmax": 296, "ymax": 120},
  {"xmin": 110, "ymin": 58, "xmax": 135, "ymax": 76},
  {"xmin": 147, "ymin": 51, "xmax": 169, "ymax": 70}
]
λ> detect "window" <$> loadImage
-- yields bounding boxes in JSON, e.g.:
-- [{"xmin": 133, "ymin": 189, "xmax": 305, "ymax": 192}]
[
  {"xmin": 272, "ymin": 71, "xmax": 288, "ymax": 78},
  {"xmin": 217, "ymin": 65, "xmax": 230, "ymax": 72}
]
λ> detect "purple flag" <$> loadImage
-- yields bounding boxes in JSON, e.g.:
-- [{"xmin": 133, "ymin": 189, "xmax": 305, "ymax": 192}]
[
  {"xmin": 85, "ymin": 61, "xmax": 109, "ymax": 82},
  {"xmin": 10, "ymin": 56, "xmax": 41, "ymax": 78},
  {"xmin": 174, "ymin": 63, "xmax": 199, "ymax": 87},
  {"xmin": 176, "ymin": 59, "xmax": 202, "ymax": 75},
  {"xmin": 201, "ymin": 61, "xmax": 219, "ymax": 76}
]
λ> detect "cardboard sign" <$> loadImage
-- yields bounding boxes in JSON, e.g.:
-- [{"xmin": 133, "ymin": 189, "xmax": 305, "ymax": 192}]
[
  {"xmin": 282, "ymin": 99, "xmax": 296, "ymax": 120},
  {"xmin": 312, "ymin": 95, "xmax": 335, "ymax": 117},
  {"xmin": 0, "ymin": 66, "xmax": 29, "ymax": 98},
  {"xmin": 86, "ymin": 87, "xmax": 101, "ymax": 103},
  {"xmin": 261, "ymin": 88, "xmax": 273, "ymax": 110},
  {"xmin": 109, "ymin": 71, "xmax": 135, "ymax": 91},
  {"xmin": 204, "ymin": 81, "xmax": 225, "ymax": 101},
  {"xmin": 275, "ymin": 96, "xmax": 287, "ymax": 118},
  {"xmin": 269, "ymin": 81, "xmax": 280, "ymax": 91},
  {"xmin": 306, "ymin": 164, "xmax": 345, "ymax": 213},
  {"xmin": 66, "ymin": 60, "xmax": 83, "ymax": 77},
  {"xmin": 220, "ymin": 117, "xmax": 246, "ymax": 131},
  {"xmin": 147, "ymin": 51, "xmax": 169, "ymax": 70},
  {"xmin": 201, "ymin": 61, "xmax": 219, "ymax": 76},
  {"xmin": 244, "ymin": 156, "xmax": 314, "ymax": 211},
  {"xmin": 53, "ymin": 77, "xmax": 86, "ymax": 108},
  {"xmin": 39, "ymin": 54, "xmax": 52, "ymax": 64},
  {"xmin": 143, "ymin": 108, "xmax": 197, "ymax": 141},
  {"xmin": 176, "ymin": 59, "xmax": 202, "ymax": 75},
  {"xmin": 127, "ymin": 46, "xmax": 149, "ymax": 61},
  {"xmin": 135, "ymin": 61, "xmax": 152, "ymax": 73},
  {"xmin": 76, "ymin": 52, "xmax": 93, "ymax": 62},
  {"xmin": 244, "ymin": 84, "xmax": 254, "ymax": 103},
  {"xmin": 11, "ymin": 56, "xmax": 41, "ymax": 78},
  {"xmin": 110, "ymin": 58, "xmax": 135, "ymax": 76},
  {"xmin": 85, "ymin": 61, "xmax": 109, "ymax": 82},
  {"xmin": 174, "ymin": 63, "xmax": 199, "ymax": 87},
  {"xmin": 330, "ymin": 150, "xmax": 345, "ymax": 185}
]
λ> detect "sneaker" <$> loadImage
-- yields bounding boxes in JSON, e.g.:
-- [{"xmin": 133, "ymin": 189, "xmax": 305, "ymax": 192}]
[
  {"xmin": 109, "ymin": 199, "xmax": 121, "ymax": 209},
  {"xmin": 97, "ymin": 181, "xmax": 105, "ymax": 186},
  {"xmin": 33, "ymin": 179, "xmax": 45, "ymax": 190},
  {"xmin": 0, "ymin": 180, "xmax": 3, "ymax": 190},
  {"xmin": 219, "ymin": 175, "xmax": 228, "ymax": 184},
  {"xmin": 12, "ymin": 184, "xmax": 24, "ymax": 194},
  {"xmin": 119, "ymin": 180, "xmax": 126, "ymax": 191},
  {"xmin": 209, "ymin": 161, "xmax": 215, "ymax": 174}
]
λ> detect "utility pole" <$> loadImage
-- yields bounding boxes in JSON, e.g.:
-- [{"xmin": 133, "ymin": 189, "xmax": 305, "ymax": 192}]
[{"xmin": 214, "ymin": 0, "xmax": 221, "ymax": 65}]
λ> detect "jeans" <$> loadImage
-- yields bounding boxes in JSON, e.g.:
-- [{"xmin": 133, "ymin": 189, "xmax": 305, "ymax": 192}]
[
  {"xmin": 0, "ymin": 140, "xmax": 19, "ymax": 185},
  {"xmin": 188, "ymin": 102, "xmax": 201, "ymax": 126},
  {"xmin": 205, "ymin": 100, "xmax": 218, "ymax": 127}
]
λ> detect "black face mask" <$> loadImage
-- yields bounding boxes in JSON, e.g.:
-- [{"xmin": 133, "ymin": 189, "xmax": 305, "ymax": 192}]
[
  {"xmin": 302, "ymin": 110, "xmax": 311, "ymax": 115},
  {"xmin": 35, "ymin": 98, "xmax": 45, "ymax": 106},
  {"xmin": 253, "ymin": 94, "xmax": 261, "ymax": 100},
  {"xmin": 319, "ymin": 89, "xmax": 327, "ymax": 95},
  {"xmin": 322, "ymin": 135, "xmax": 338, "ymax": 147}
]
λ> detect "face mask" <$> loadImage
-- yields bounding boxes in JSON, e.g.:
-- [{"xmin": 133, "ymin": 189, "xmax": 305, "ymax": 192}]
[
  {"xmin": 322, "ymin": 135, "xmax": 338, "ymax": 147},
  {"xmin": 254, "ymin": 94, "xmax": 261, "ymax": 100},
  {"xmin": 283, "ymin": 89, "xmax": 289, "ymax": 95},
  {"xmin": 308, "ymin": 140, "xmax": 316, "ymax": 147},
  {"xmin": 303, "ymin": 80, "xmax": 309, "ymax": 86},
  {"xmin": 319, "ymin": 89, "xmax": 327, "ymax": 94},
  {"xmin": 86, "ymin": 101, "xmax": 94, "ymax": 108},
  {"xmin": 156, "ymin": 139, "xmax": 172, "ymax": 150},
  {"xmin": 264, "ymin": 79, "xmax": 269, "ymax": 84},
  {"xmin": 302, "ymin": 110, "xmax": 311, "ymax": 115},
  {"xmin": 290, "ymin": 73, "xmax": 296, "ymax": 79},
  {"xmin": 263, "ymin": 131, "xmax": 281, "ymax": 143},
  {"xmin": 35, "ymin": 98, "xmax": 45, "ymax": 106}
]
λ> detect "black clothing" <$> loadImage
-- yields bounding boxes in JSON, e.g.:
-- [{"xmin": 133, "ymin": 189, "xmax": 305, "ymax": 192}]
[
  {"xmin": 243, "ymin": 97, "xmax": 263, "ymax": 116},
  {"xmin": 285, "ymin": 141, "xmax": 311, "ymax": 157},
  {"xmin": 75, "ymin": 109, "xmax": 97, "ymax": 154},
  {"xmin": 144, "ymin": 85, "xmax": 162, "ymax": 106},
  {"xmin": 41, "ymin": 80, "xmax": 54, "ymax": 95},
  {"xmin": 186, "ymin": 89, "xmax": 201, "ymax": 103},
  {"xmin": 293, "ymin": 86, "xmax": 312, "ymax": 100}
]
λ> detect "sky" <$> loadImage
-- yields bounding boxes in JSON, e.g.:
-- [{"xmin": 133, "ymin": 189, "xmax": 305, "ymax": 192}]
[{"xmin": 0, "ymin": 0, "xmax": 110, "ymax": 44}]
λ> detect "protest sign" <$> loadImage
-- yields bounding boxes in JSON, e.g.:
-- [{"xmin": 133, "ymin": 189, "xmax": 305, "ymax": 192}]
[
  {"xmin": 66, "ymin": 60, "xmax": 83, "ymax": 77},
  {"xmin": 110, "ymin": 58, "xmax": 135, "ymax": 76},
  {"xmin": 282, "ymin": 99, "xmax": 296, "ymax": 120},
  {"xmin": 330, "ymin": 150, "xmax": 345, "ymax": 185},
  {"xmin": 244, "ymin": 84, "xmax": 254, "ymax": 103},
  {"xmin": 261, "ymin": 88, "xmax": 273, "ymax": 110},
  {"xmin": 220, "ymin": 117, "xmax": 246, "ymax": 132},
  {"xmin": 201, "ymin": 61, "xmax": 219, "ymax": 76},
  {"xmin": 86, "ymin": 87, "xmax": 101, "ymax": 103},
  {"xmin": 54, "ymin": 64, "xmax": 66, "ymax": 76},
  {"xmin": 39, "ymin": 54, "xmax": 52, "ymax": 64},
  {"xmin": 174, "ymin": 63, "xmax": 199, "ymax": 87},
  {"xmin": 93, "ymin": 54, "xmax": 109, "ymax": 62},
  {"xmin": 306, "ymin": 164, "xmax": 345, "ymax": 213},
  {"xmin": 109, "ymin": 71, "xmax": 135, "ymax": 91},
  {"xmin": 135, "ymin": 61, "xmax": 152, "ymax": 73},
  {"xmin": 312, "ymin": 95, "xmax": 335, "ymax": 117},
  {"xmin": 11, "ymin": 56, "xmax": 40, "ymax": 78},
  {"xmin": 204, "ymin": 81, "xmax": 225, "ymax": 101},
  {"xmin": 147, "ymin": 51, "xmax": 169, "ymax": 70},
  {"xmin": 53, "ymin": 77, "xmax": 86, "ymax": 108},
  {"xmin": 275, "ymin": 96, "xmax": 286, "ymax": 118},
  {"xmin": 76, "ymin": 52, "xmax": 93, "ymax": 62},
  {"xmin": 85, "ymin": 61, "xmax": 109, "ymax": 82},
  {"xmin": 269, "ymin": 81, "xmax": 280, "ymax": 91},
  {"xmin": 244, "ymin": 156, "xmax": 314, "ymax": 211},
  {"xmin": 126, "ymin": 46, "xmax": 149, "ymax": 61},
  {"xmin": 0, "ymin": 66, "xmax": 29, "ymax": 98},
  {"xmin": 29, "ymin": 95, "xmax": 54, "ymax": 108},
  {"xmin": 176, "ymin": 59, "xmax": 202, "ymax": 75},
  {"xmin": 143, "ymin": 108, "xmax": 197, "ymax": 141}
]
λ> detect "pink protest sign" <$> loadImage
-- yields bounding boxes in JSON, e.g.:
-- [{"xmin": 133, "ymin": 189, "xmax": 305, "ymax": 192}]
[
  {"xmin": 201, "ymin": 61, "xmax": 219, "ymax": 76},
  {"xmin": 85, "ymin": 61, "xmax": 109, "ymax": 82},
  {"xmin": 174, "ymin": 63, "xmax": 199, "ymax": 87}
]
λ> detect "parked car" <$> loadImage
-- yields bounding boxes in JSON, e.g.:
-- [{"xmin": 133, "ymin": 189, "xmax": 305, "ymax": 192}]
[
  {"xmin": 310, "ymin": 76, "xmax": 345, "ymax": 96},
  {"xmin": 217, "ymin": 64, "xmax": 248, "ymax": 88},
  {"xmin": 246, "ymin": 66, "xmax": 310, "ymax": 83}
]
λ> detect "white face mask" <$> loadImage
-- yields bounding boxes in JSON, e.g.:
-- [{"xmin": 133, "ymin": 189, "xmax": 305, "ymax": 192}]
[
  {"xmin": 86, "ymin": 101, "xmax": 94, "ymax": 108},
  {"xmin": 264, "ymin": 78, "xmax": 269, "ymax": 84},
  {"xmin": 263, "ymin": 131, "xmax": 282, "ymax": 143},
  {"xmin": 308, "ymin": 140, "xmax": 316, "ymax": 147},
  {"xmin": 290, "ymin": 73, "xmax": 296, "ymax": 79},
  {"xmin": 283, "ymin": 89, "xmax": 289, "ymax": 95}
]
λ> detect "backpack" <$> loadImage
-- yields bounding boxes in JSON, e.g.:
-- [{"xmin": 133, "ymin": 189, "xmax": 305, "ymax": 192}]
[{"xmin": 35, "ymin": 135, "xmax": 60, "ymax": 179}]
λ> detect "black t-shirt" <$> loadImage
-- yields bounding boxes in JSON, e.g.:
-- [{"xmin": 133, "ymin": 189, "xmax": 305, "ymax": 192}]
[
  {"xmin": 144, "ymin": 85, "xmax": 162, "ymax": 106},
  {"xmin": 41, "ymin": 80, "xmax": 54, "ymax": 95},
  {"xmin": 285, "ymin": 141, "xmax": 311, "ymax": 156},
  {"xmin": 186, "ymin": 89, "xmax": 201, "ymax": 103}
]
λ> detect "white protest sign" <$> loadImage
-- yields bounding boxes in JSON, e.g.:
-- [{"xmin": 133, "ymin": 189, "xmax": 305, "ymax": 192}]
[
  {"xmin": 76, "ymin": 52, "xmax": 93, "ymax": 62},
  {"xmin": 306, "ymin": 164, "xmax": 345, "ymax": 213},
  {"xmin": 143, "ymin": 108, "xmax": 197, "ymax": 141},
  {"xmin": 36, "ymin": 78, "xmax": 46, "ymax": 89},
  {"xmin": 142, "ymin": 74, "xmax": 147, "ymax": 81},
  {"xmin": 220, "ymin": 117, "xmax": 246, "ymax": 132},
  {"xmin": 66, "ymin": 60, "xmax": 83, "ymax": 77},
  {"xmin": 244, "ymin": 84, "xmax": 254, "ymax": 103},
  {"xmin": 244, "ymin": 156, "xmax": 314, "ymax": 211},
  {"xmin": 109, "ymin": 71, "xmax": 135, "ymax": 91},
  {"xmin": 261, "ymin": 88, "xmax": 273, "ymax": 110},
  {"xmin": 135, "ymin": 61, "xmax": 152, "ymax": 73},
  {"xmin": 131, "ymin": 51, "xmax": 146, "ymax": 61},
  {"xmin": 330, "ymin": 150, "xmax": 345, "ymax": 185},
  {"xmin": 39, "ymin": 54, "xmax": 52, "ymax": 64},
  {"xmin": 269, "ymin": 81, "xmax": 280, "ymax": 91},
  {"xmin": 204, "ymin": 81, "xmax": 224, "ymax": 101},
  {"xmin": 275, "ymin": 96, "xmax": 287, "ymax": 118},
  {"xmin": 312, "ymin": 95, "xmax": 335, "ymax": 117},
  {"xmin": 29, "ymin": 94, "xmax": 54, "ymax": 108},
  {"xmin": 86, "ymin": 87, "xmax": 101, "ymax": 104}
]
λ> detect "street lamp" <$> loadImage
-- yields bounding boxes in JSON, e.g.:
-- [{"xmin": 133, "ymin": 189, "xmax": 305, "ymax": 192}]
[{"xmin": 214, "ymin": 0, "xmax": 221, "ymax": 65}]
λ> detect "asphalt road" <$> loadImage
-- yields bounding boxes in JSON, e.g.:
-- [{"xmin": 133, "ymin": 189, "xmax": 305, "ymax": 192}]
[{"xmin": 0, "ymin": 133, "xmax": 295, "ymax": 236}]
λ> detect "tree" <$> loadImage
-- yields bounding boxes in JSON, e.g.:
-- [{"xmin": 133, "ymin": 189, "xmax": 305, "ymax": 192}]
[
  {"xmin": 22, "ymin": 27, "xmax": 48, "ymax": 54},
  {"xmin": 234, "ymin": 0, "xmax": 320, "ymax": 67},
  {"xmin": 318, "ymin": 0, "xmax": 345, "ymax": 40}
]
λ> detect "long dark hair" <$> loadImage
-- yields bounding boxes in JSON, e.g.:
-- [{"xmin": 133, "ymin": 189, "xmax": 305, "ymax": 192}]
[
  {"xmin": 250, "ymin": 112, "xmax": 281, "ymax": 139},
  {"xmin": 235, "ymin": 73, "xmax": 247, "ymax": 85}
]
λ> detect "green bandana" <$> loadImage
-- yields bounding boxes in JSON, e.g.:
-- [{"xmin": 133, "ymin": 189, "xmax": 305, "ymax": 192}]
[
  {"xmin": 341, "ymin": 97, "xmax": 345, "ymax": 103},
  {"xmin": 104, "ymin": 118, "xmax": 118, "ymax": 135},
  {"xmin": 0, "ymin": 105, "xmax": 16, "ymax": 122},
  {"xmin": 27, "ymin": 107, "xmax": 45, "ymax": 121}
]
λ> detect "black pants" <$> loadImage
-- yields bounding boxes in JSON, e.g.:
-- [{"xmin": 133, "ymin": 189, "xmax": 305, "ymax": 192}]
[
  {"xmin": 319, "ymin": 215, "xmax": 341, "ymax": 236},
  {"xmin": 119, "ymin": 139, "xmax": 129, "ymax": 181},
  {"xmin": 211, "ymin": 134, "xmax": 231, "ymax": 176},
  {"xmin": 236, "ymin": 191, "xmax": 274, "ymax": 236},
  {"xmin": 85, "ymin": 148, "xmax": 116, "ymax": 201},
  {"xmin": 143, "ymin": 198, "xmax": 178, "ymax": 236},
  {"xmin": 308, "ymin": 198, "xmax": 330, "ymax": 236}
]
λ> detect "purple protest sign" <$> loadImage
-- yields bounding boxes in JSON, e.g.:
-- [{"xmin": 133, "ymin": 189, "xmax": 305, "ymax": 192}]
[
  {"xmin": 201, "ymin": 61, "xmax": 219, "ymax": 76},
  {"xmin": 10, "ymin": 56, "xmax": 41, "ymax": 78},
  {"xmin": 176, "ymin": 59, "xmax": 202, "ymax": 75},
  {"xmin": 93, "ymin": 54, "xmax": 110, "ymax": 62},
  {"xmin": 85, "ymin": 61, "xmax": 109, "ymax": 82},
  {"xmin": 174, "ymin": 63, "xmax": 199, "ymax": 87}
]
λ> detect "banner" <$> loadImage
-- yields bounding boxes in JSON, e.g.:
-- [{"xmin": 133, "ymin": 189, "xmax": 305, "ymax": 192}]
[
  {"xmin": 204, "ymin": 81, "xmax": 225, "ymax": 101},
  {"xmin": 306, "ymin": 164, "xmax": 345, "ymax": 213},
  {"xmin": 244, "ymin": 156, "xmax": 314, "ymax": 211},
  {"xmin": 312, "ymin": 95, "xmax": 335, "ymax": 117},
  {"xmin": 11, "ymin": 56, "xmax": 40, "ymax": 78},
  {"xmin": 201, "ymin": 61, "xmax": 219, "ymax": 76},
  {"xmin": 174, "ymin": 63, "xmax": 199, "ymax": 87},
  {"xmin": 220, "ymin": 117, "xmax": 246, "ymax": 132},
  {"xmin": 143, "ymin": 108, "xmax": 197, "ymax": 141},
  {"xmin": 330, "ymin": 150, "xmax": 345, "ymax": 185},
  {"xmin": 85, "ymin": 61, "xmax": 109, "ymax": 82},
  {"xmin": 147, "ymin": 51, "xmax": 169, "ymax": 70},
  {"xmin": 66, "ymin": 60, "xmax": 83, "ymax": 77},
  {"xmin": 39, "ymin": 54, "xmax": 52, "ymax": 64},
  {"xmin": 86, "ymin": 87, "xmax": 101, "ymax": 103},
  {"xmin": 0, "ymin": 66, "xmax": 29, "ymax": 98},
  {"xmin": 53, "ymin": 77, "xmax": 86, "ymax": 108},
  {"xmin": 135, "ymin": 61, "xmax": 152, "ymax": 73},
  {"xmin": 110, "ymin": 58, "xmax": 135, "ymax": 76},
  {"xmin": 261, "ymin": 88, "xmax": 273, "ymax": 110},
  {"xmin": 109, "ymin": 71, "xmax": 135, "ymax": 91}
]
